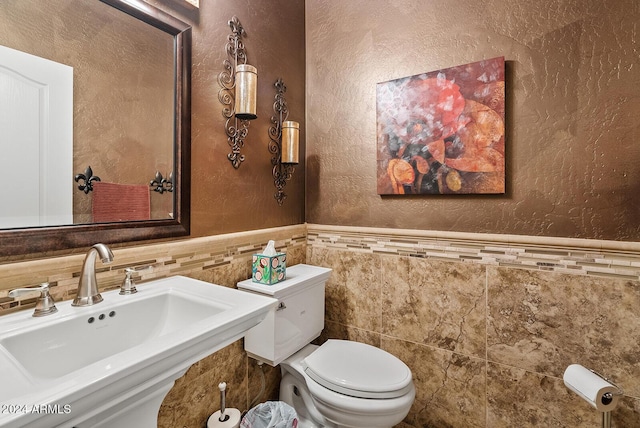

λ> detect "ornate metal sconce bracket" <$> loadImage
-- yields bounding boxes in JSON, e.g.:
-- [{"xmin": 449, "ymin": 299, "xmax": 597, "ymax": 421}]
[
  {"xmin": 218, "ymin": 16, "xmax": 252, "ymax": 169},
  {"xmin": 268, "ymin": 78, "xmax": 296, "ymax": 206}
]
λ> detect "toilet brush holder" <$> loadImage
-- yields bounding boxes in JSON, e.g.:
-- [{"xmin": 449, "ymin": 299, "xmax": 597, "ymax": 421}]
[{"xmin": 207, "ymin": 382, "xmax": 241, "ymax": 428}]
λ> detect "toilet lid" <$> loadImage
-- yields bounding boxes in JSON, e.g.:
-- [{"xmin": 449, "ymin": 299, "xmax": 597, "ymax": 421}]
[{"xmin": 302, "ymin": 340, "xmax": 413, "ymax": 399}]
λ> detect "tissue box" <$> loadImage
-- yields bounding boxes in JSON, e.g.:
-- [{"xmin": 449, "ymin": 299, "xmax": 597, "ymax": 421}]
[{"xmin": 252, "ymin": 253, "xmax": 286, "ymax": 285}]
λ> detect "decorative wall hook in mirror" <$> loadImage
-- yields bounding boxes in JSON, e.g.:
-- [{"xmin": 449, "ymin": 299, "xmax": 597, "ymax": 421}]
[
  {"xmin": 150, "ymin": 171, "xmax": 174, "ymax": 194},
  {"xmin": 268, "ymin": 78, "xmax": 299, "ymax": 206},
  {"xmin": 75, "ymin": 166, "xmax": 102, "ymax": 194},
  {"xmin": 218, "ymin": 16, "xmax": 258, "ymax": 169}
]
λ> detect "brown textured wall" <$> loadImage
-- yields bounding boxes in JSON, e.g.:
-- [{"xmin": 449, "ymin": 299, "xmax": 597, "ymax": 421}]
[
  {"xmin": 147, "ymin": 0, "xmax": 307, "ymax": 237},
  {"xmin": 305, "ymin": 0, "xmax": 640, "ymax": 241}
]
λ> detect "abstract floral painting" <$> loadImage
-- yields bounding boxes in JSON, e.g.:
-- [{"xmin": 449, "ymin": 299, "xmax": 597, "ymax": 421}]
[{"xmin": 376, "ymin": 57, "xmax": 505, "ymax": 195}]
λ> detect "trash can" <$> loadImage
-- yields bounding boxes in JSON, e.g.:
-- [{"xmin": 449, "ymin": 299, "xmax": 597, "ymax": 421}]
[{"xmin": 240, "ymin": 401, "xmax": 298, "ymax": 428}]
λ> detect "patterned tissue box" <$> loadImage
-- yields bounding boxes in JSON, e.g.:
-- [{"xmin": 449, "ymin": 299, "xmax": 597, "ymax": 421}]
[{"xmin": 252, "ymin": 253, "xmax": 286, "ymax": 285}]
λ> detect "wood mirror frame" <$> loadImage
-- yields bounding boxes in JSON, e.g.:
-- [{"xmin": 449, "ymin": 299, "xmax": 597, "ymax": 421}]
[{"xmin": 0, "ymin": 0, "xmax": 191, "ymax": 257}]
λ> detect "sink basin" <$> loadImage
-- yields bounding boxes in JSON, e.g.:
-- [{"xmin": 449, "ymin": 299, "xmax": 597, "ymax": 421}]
[
  {"xmin": 2, "ymin": 289, "xmax": 228, "ymax": 380},
  {"xmin": 0, "ymin": 275, "xmax": 277, "ymax": 428}
]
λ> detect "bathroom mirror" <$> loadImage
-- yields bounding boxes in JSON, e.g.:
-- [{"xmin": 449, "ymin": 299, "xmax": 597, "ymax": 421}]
[{"xmin": 0, "ymin": 0, "xmax": 191, "ymax": 256}]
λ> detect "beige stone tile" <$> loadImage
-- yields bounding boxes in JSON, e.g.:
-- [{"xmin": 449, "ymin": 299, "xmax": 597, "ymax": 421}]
[
  {"xmin": 208, "ymin": 258, "xmax": 253, "ymax": 288},
  {"xmin": 318, "ymin": 319, "xmax": 381, "ymax": 347},
  {"xmin": 247, "ymin": 357, "xmax": 281, "ymax": 406},
  {"xmin": 286, "ymin": 244, "xmax": 307, "ymax": 266},
  {"xmin": 487, "ymin": 267, "xmax": 640, "ymax": 395},
  {"xmin": 612, "ymin": 395, "xmax": 640, "ymax": 427},
  {"xmin": 382, "ymin": 255, "xmax": 486, "ymax": 358},
  {"xmin": 382, "ymin": 337, "xmax": 486, "ymax": 428},
  {"xmin": 393, "ymin": 422, "xmax": 415, "ymax": 428},
  {"xmin": 487, "ymin": 362, "xmax": 601, "ymax": 427},
  {"xmin": 308, "ymin": 247, "xmax": 382, "ymax": 332},
  {"xmin": 158, "ymin": 340, "xmax": 247, "ymax": 428},
  {"xmin": 156, "ymin": 401, "xmax": 176, "ymax": 428}
]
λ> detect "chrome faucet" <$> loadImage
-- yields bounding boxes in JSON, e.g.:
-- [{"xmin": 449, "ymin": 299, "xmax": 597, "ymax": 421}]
[{"xmin": 72, "ymin": 243, "xmax": 114, "ymax": 307}]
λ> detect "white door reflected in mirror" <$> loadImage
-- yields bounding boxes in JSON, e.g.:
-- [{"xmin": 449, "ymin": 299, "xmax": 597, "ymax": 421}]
[{"xmin": 0, "ymin": 45, "xmax": 73, "ymax": 228}]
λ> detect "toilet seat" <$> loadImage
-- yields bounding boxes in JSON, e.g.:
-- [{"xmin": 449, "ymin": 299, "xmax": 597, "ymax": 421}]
[{"xmin": 302, "ymin": 340, "xmax": 413, "ymax": 399}]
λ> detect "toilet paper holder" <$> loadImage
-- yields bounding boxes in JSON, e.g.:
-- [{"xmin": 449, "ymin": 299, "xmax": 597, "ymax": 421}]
[{"xmin": 563, "ymin": 364, "xmax": 624, "ymax": 428}]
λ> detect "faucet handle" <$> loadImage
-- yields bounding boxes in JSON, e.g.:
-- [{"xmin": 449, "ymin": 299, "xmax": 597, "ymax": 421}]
[
  {"xmin": 120, "ymin": 265, "xmax": 152, "ymax": 295},
  {"xmin": 120, "ymin": 268, "xmax": 138, "ymax": 295},
  {"xmin": 9, "ymin": 283, "xmax": 58, "ymax": 317}
]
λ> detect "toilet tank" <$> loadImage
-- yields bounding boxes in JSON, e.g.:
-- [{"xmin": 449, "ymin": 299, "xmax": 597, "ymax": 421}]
[{"xmin": 237, "ymin": 264, "xmax": 332, "ymax": 366}]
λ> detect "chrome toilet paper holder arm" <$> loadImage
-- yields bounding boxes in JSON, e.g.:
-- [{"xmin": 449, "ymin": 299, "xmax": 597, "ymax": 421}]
[
  {"xmin": 586, "ymin": 368, "xmax": 624, "ymax": 428},
  {"xmin": 588, "ymin": 368, "xmax": 624, "ymax": 403}
]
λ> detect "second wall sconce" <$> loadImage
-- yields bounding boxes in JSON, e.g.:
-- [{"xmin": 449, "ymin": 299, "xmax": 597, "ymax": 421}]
[
  {"xmin": 268, "ymin": 78, "xmax": 299, "ymax": 205},
  {"xmin": 218, "ymin": 16, "xmax": 258, "ymax": 169}
]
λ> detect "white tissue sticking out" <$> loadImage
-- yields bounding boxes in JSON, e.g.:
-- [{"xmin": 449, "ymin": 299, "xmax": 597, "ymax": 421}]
[
  {"xmin": 263, "ymin": 240, "xmax": 277, "ymax": 256},
  {"xmin": 563, "ymin": 364, "xmax": 620, "ymax": 412}
]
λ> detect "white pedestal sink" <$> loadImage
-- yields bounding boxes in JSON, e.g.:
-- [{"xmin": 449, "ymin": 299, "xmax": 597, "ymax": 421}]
[{"xmin": 0, "ymin": 276, "xmax": 277, "ymax": 428}]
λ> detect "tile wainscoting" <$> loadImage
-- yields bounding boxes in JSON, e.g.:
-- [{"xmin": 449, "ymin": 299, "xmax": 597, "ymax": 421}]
[
  {"xmin": 307, "ymin": 224, "xmax": 640, "ymax": 427},
  {"xmin": 2, "ymin": 223, "xmax": 640, "ymax": 427}
]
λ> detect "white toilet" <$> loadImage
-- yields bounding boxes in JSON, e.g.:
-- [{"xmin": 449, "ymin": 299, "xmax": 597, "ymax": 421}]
[{"xmin": 237, "ymin": 264, "xmax": 415, "ymax": 428}]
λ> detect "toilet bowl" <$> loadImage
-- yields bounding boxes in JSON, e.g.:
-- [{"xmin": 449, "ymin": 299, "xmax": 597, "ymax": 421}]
[
  {"xmin": 237, "ymin": 264, "xmax": 416, "ymax": 428},
  {"xmin": 279, "ymin": 342, "xmax": 415, "ymax": 428}
]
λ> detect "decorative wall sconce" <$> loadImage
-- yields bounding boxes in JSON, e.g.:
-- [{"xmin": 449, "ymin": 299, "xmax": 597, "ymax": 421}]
[
  {"xmin": 268, "ymin": 78, "xmax": 299, "ymax": 205},
  {"xmin": 218, "ymin": 16, "xmax": 258, "ymax": 169}
]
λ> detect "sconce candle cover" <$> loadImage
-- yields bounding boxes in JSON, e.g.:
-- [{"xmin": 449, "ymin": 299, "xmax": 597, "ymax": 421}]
[
  {"xmin": 235, "ymin": 64, "xmax": 258, "ymax": 120},
  {"xmin": 281, "ymin": 120, "xmax": 299, "ymax": 164}
]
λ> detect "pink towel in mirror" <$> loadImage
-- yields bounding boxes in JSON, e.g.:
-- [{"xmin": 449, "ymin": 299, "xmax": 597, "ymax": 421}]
[{"xmin": 92, "ymin": 182, "xmax": 151, "ymax": 223}]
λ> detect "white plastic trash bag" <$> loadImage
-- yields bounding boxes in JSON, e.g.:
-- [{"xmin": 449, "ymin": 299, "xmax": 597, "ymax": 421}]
[{"xmin": 240, "ymin": 401, "xmax": 298, "ymax": 428}]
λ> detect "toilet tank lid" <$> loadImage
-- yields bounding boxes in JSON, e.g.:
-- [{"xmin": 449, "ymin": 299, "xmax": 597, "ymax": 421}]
[
  {"xmin": 237, "ymin": 264, "xmax": 331, "ymax": 298},
  {"xmin": 303, "ymin": 340, "xmax": 413, "ymax": 398}
]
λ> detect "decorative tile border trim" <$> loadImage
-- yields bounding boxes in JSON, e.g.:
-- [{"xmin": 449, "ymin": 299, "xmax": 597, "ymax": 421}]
[
  {"xmin": 0, "ymin": 225, "xmax": 306, "ymax": 314},
  {"xmin": 3, "ymin": 223, "xmax": 639, "ymax": 314},
  {"xmin": 307, "ymin": 224, "xmax": 640, "ymax": 281}
]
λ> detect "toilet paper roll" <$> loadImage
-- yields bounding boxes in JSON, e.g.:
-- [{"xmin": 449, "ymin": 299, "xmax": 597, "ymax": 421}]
[
  {"xmin": 207, "ymin": 408, "xmax": 241, "ymax": 428},
  {"xmin": 563, "ymin": 364, "xmax": 620, "ymax": 411}
]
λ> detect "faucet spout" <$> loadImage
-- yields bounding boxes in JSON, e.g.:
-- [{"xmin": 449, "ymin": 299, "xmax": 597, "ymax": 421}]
[{"xmin": 72, "ymin": 243, "xmax": 114, "ymax": 307}]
